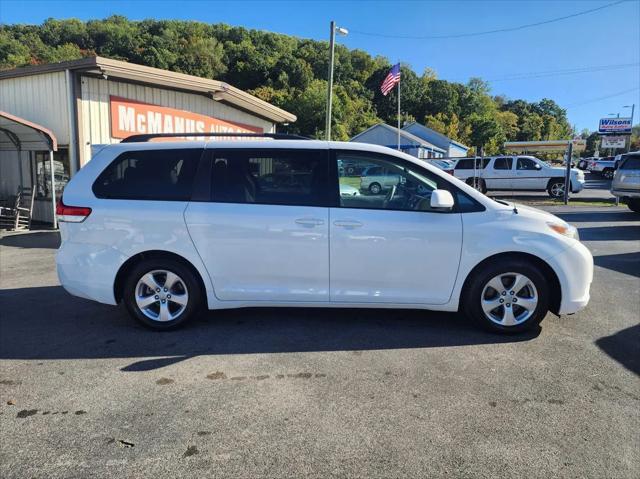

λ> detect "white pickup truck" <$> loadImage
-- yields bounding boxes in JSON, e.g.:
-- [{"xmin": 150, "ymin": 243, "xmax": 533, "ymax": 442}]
[
  {"xmin": 587, "ymin": 157, "xmax": 616, "ymax": 179},
  {"xmin": 452, "ymin": 155, "xmax": 585, "ymax": 198}
]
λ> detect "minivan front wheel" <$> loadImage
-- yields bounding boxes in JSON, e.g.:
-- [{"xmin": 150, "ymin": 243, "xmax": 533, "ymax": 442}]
[
  {"xmin": 464, "ymin": 259, "xmax": 549, "ymax": 333},
  {"xmin": 123, "ymin": 259, "xmax": 202, "ymax": 330}
]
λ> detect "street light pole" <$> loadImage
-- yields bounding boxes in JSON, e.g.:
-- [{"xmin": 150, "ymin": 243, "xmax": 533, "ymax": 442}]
[
  {"xmin": 325, "ymin": 21, "xmax": 348, "ymax": 141},
  {"xmin": 326, "ymin": 21, "xmax": 336, "ymax": 141}
]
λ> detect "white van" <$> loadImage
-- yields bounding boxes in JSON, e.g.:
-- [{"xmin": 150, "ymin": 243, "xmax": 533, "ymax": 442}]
[{"xmin": 56, "ymin": 134, "xmax": 593, "ymax": 333}]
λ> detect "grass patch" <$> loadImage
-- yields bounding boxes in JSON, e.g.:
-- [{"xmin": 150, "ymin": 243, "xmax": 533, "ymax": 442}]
[{"xmin": 339, "ymin": 177, "xmax": 361, "ymax": 189}]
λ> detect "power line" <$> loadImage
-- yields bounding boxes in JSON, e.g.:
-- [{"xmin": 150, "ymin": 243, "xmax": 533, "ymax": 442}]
[
  {"xmin": 564, "ymin": 87, "xmax": 640, "ymax": 109},
  {"xmin": 350, "ymin": 0, "xmax": 630, "ymax": 40},
  {"xmin": 484, "ymin": 62, "xmax": 639, "ymax": 82}
]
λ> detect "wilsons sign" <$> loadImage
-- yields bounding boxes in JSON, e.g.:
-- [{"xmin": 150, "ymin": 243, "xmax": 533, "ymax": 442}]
[
  {"xmin": 110, "ymin": 96, "xmax": 263, "ymax": 139},
  {"xmin": 598, "ymin": 117, "xmax": 632, "ymax": 134}
]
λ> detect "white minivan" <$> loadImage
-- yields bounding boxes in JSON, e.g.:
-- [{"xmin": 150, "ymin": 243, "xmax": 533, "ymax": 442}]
[{"xmin": 56, "ymin": 135, "xmax": 593, "ymax": 333}]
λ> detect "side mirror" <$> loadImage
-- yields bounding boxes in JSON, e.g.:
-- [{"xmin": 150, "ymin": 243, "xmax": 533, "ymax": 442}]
[
  {"xmin": 534, "ymin": 163, "xmax": 542, "ymax": 170},
  {"xmin": 430, "ymin": 189, "xmax": 454, "ymax": 210}
]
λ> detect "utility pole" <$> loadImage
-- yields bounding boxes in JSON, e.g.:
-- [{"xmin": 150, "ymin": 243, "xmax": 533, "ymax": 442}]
[
  {"xmin": 627, "ymin": 103, "xmax": 635, "ymax": 152},
  {"xmin": 564, "ymin": 140, "xmax": 573, "ymax": 205}
]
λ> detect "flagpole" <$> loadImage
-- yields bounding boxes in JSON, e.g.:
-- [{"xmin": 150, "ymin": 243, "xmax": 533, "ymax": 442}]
[{"xmin": 397, "ymin": 62, "xmax": 401, "ymax": 150}]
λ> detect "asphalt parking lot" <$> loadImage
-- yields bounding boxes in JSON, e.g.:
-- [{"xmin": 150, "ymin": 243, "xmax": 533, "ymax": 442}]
[{"xmin": 1, "ymin": 204, "xmax": 638, "ymax": 478}]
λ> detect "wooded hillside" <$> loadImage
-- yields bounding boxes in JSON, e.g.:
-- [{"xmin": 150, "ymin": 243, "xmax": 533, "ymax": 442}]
[{"xmin": 1, "ymin": 16, "xmax": 574, "ymax": 153}]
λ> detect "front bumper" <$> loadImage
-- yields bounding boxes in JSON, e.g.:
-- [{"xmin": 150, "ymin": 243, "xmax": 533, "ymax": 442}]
[
  {"xmin": 572, "ymin": 177, "xmax": 585, "ymax": 193},
  {"xmin": 546, "ymin": 240, "xmax": 593, "ymax": 315}
]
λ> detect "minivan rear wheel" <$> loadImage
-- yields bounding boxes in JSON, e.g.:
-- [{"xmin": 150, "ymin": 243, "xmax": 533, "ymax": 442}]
[
  {"xmin": 123, "ymin": 259, "xmax": 202, "ymax": 330},
  {"xmin": 464, "ymin": 259, "xmax": 549, "ymax": 333}
]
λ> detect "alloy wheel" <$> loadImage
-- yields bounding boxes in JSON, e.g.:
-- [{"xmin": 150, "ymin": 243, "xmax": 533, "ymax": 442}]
[
  {"xmin": 480, "ymin": 272, "xmax": 538, "ymax": 326},
  {"xmin": 135, "ymin": 270, "xmax": 189, "ymax": 322},
  {"xmin": 550, "ymin": 182, "xmax": 565, "ymax": 198}
]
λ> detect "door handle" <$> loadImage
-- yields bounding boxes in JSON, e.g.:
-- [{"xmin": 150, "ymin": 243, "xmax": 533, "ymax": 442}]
[
  {"xmin": 295, "ymin": 218, "xmax": 324, "ymax": 227},
  {"xmin": 333, "ymin": 220, "xmax": 363, "ymax": 228}
]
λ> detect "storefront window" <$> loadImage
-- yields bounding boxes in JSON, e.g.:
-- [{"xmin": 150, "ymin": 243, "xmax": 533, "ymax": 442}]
[{"xmin": 35, "ymin": 149, "xmax": 70, "ymax": 200}]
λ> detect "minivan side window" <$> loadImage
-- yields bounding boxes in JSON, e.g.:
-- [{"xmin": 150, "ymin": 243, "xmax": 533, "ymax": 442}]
[
  {"xmin": 210, "ymin": 149, "xmax": 328, "ymax": 207},
  {"xmin": 93, "ymin": 149, "xmax": 202, "ymax": 201},
  {"xmin": 334, "ymin": 151, "xmax": 479, "ymax": 212},
  {"xmin": 493, "ymin": 157, "xmax": 513, "ymax": 170}
]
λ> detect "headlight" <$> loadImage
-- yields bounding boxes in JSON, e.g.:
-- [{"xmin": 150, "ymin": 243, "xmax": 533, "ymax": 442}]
[{"xmin": 547, "ymin": 222, "xmax": 579, "ymax": 240}]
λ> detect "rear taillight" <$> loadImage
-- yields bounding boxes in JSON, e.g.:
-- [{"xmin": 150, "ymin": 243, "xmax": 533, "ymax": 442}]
[{"xmin": 56, "ymin": 200, "xmax": 92, "ymax": 223}]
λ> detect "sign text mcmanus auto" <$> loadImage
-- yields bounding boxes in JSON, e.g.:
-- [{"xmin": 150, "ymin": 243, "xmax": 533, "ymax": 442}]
[
  {"xmin": 110, "ymin": 96, "xmax": 263, "ymax": 139},
  {"xmin": 598, "ymin": 117, "xmax": 632, "ymax": 134}
]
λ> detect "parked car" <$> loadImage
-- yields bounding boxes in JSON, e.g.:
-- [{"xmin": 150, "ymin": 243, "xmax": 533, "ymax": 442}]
[
  {"xmin": 56, "ymin": 136, "xmax": 593, "ymax": 334},
  {"xmin": 426, "ymin": 159, "xmax": 455, "ymax": 175},
  {"xmin": 452, "ymin": 155, "xmax": 585, "ymax": 198},
  {"xmin": 359, "ymin": 165, "xmax": 402, "ymax": 194},
  {"xmin": 587, "ymin": 156, "xmax": 616, "ymax": 179},
  {"xmin": 611, "ymin": 151, "xmax": 640, "ymax": 213}
]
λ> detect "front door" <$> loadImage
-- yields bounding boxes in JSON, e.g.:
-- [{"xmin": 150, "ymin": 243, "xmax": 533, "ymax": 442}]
[
  {"xmin": 329, "ymin": 150, "xmax": 463, "ymax": 305},
  {"xmin": 185, "ymin": 148, "xmax": 330, "ymax": 302},
  {"xmin": 514, "ymin": 157, "xmax": 546, "ymax": 190}
]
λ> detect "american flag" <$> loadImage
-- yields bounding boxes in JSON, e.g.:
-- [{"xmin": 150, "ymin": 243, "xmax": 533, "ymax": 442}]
[{"xmin": 380, "ymin": 63, "xmax": 401, "ymax": 96}]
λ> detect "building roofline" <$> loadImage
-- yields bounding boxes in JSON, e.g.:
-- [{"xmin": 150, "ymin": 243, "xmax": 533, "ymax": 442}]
[
  {"xmin": 0, "ymin": 56, "xmax": 296, "ymax": 124},
  {"xmin": 402, "ymin": 121, "xmax": 469, "ymax": 151},
  {"xmin": 350, "ymin": 123, "xmax": 446, "ymax": 153}
]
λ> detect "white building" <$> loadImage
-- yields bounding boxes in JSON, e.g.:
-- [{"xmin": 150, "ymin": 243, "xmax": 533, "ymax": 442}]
[{"xmin": 0, "ymin": 56, "xmax": 296, "ymax": 224}]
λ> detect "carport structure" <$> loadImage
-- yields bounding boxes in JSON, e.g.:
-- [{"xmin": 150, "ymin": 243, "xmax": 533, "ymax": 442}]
[{"xmin": 0, "ymin": 110, "xmax": 58, "ymax": 228}]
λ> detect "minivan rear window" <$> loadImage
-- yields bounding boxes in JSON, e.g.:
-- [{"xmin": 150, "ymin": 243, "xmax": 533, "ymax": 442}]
[
  {"xmin": 620, "ymin": 154, "xmax": 640, "ymax": 169},
  {"xmin": 93, "ymin": 149, "xmax": 202, "ymax": 201}
]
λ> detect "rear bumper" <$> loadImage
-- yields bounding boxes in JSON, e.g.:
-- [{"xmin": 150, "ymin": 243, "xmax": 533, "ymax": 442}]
[
  {"xmin": 56, "ymin": 240, "xmax": 124, "ymax": 305},
  {"xmin": 546, "ymin": 240, "xmax": 593, "ymax": 315},
  {"xmin": 611, "ymin": 188, "xmax": 640, "ymax": 198}
]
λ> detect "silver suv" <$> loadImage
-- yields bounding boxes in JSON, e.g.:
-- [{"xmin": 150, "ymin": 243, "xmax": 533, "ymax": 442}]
[{"xmin": 611, "ymin": 151, "xmax": 640, "ymax": 213}]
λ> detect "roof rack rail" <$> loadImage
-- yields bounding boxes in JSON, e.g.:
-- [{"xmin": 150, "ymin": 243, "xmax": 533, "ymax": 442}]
[{"xmin": 121, "ymin": 132, "xmax": 311, "ymax": 143}]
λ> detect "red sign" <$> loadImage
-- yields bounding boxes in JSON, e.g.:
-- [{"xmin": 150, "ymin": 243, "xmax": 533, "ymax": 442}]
[{"xmin": 110, "ymin": 96, "xmax": 263, "ymax": 139}]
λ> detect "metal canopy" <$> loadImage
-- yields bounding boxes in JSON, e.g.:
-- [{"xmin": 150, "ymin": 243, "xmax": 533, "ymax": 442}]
[
  {"xmin": 0, "ymin": 111, "xmax": 58, "ymax": 152},
  {"xmin": 0, "ymin": 110, "xmax": 59, "ymax": 228}
]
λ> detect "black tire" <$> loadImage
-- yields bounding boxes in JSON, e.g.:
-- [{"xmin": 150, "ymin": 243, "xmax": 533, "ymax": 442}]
[
  {"xmin": 369, "ymin": 182, "xmax": 382, "ymax": 195},
  {"xmin": 466, "ymin": 177, "xmax": 486, "ymax": 193},
  {"xmin": 628, "ymin": 198, "xmax": 640, "ymax": 213},
  {"xmin": 463, "ymin": 258, "xmax": 549, "ymax": 334},
  {"xmin": 547, "ymin": 179, "xmax": 565, "ymax": 199},
  {"xmin": 123, "ymin": 258, "xmax": 203, "ymax": 330}
]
